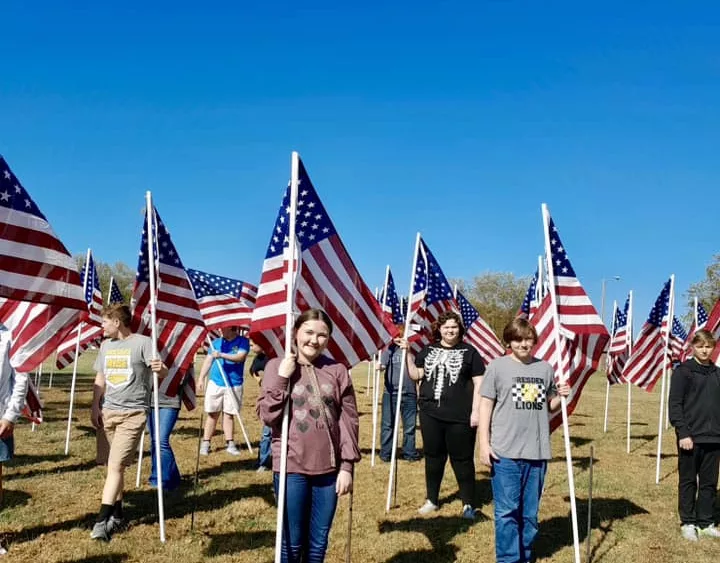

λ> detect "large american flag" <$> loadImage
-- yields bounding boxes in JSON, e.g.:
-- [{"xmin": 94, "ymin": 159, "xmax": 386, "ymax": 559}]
[
  {"xmin": 623, "ymin": 279, "xmax": 672, "ymax": 391},
  {"xmin": 109, "ymin": 276, "xmax": 125, "ymax": 304},
  {"xmin": 249, "ymin": 157, "xmax": 394, "ymax": 366},
  {"xmin": 669, "ymin": 316, "xmax": 688, "ymax": 363},
  {"xmin": 517, "ymin": 268, "xmax": 540, "ymax": 319},
  {"xmin": 531, "ymin": 211, "xmax": 610, "ymax": 432},
  {"xmin": 606, "ymin": 295, "xmax": 631, "ymax": 384},
  {"xmin": 681, "ymin": 301, "xmax": 708, "ymax": 362},
  {"xmin": 0, "ymin": 157, "xmax": 86, "ymax": 372},
  {"xmin": 456, "ymin": 289, "xmax": 505, "ymax": 364},
  {"xmin": 55, "ymin": 251, "xmax": 105, "ymax": 369},
  {"xmin": 132, "ymin": 205, "xmax": 206, "ymax": 398},
  {"xmin": 187, "ymin": 268, "xmax": 257, "ymax": 330},
  {"xmin": 379, "ymin": 267, "xmax": 405, "ymax": 326},
  {"xmin": 406, "ymin": 237, "xmax": 458, "ymax": 353}
]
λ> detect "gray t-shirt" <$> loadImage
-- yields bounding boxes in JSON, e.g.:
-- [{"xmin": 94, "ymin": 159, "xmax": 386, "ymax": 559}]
[
  {"xmin": 381, "ymin": 345, "xmax": 417, "ymax": 396},
  {"xmin": 94, "ymin": 334, "xmax": 153, "ymax": 411},
  {"xmin": 480, "ymin": 355, "xmax": 558, "ymax": 460}
]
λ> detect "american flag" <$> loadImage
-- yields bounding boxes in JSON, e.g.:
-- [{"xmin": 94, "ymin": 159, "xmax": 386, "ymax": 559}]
[
  {"xmin": 0, "ymin": 157, "xmax": 87, "ymax": 372},
  {"xmin": 406, "ymin": 237, "xmax": 458, "ymax": 353},
  {"xmin": 681, "ymin": 301, "xmax": 708, "ymax": 362},
  {"xmin": 55, "ymin": 252, "xmax": 105, "ymax": 369},
  {"xmin": 456, "ymin": 289, "xmax": 505, "ymax": 364},
  {"xmin": 531, "ymin": 210, "xmax": 610, "ymax": 432},
  {"xmin": 669, "ymin": 316, "xmax": 688, "ymax": 363},
  {"xmin": 249, "ymin": 157, "xmax": 394, "ymax": 365},
  {"xmin": 109, "ymin": 276, "xmax": 125, "ymax": 304},
  {"xmin": 379, "ymin": 268, "xmax": 405, "ymax": 326},
  {"xmin": 132, "ymin": 204, "xmax": 206, "ymax": 399},
  {"xmin": 0, "ymin": 156, "xmax": 85, "ymax": 309},
  {"xmin": 623, "ymin": 279, "xmax": 672, "ymax": 391},
  {"xmin": 518, "ymin": 268, "xmax": 540, "ymax": 319},
  {"xmin": 187, "ymin": 268, "xmax": 257, "ymax": 330},
  {"xmin": 606, "ymin": 295, "xmax": 631, "ymax": 384}
]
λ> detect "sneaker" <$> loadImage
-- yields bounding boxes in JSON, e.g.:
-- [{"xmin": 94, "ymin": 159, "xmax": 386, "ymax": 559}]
[
  {"xmin": 0, "ymin": 546, "xmax": 7, "ymax": 556},
  {"xmin": 403, "ymin": 454, "xmax": 422, "ymax": 462},
  {"xmin": 256, "ymin": 465, "xmax": 269, "ymax": 473},
  {"xmin": 226, "ymin": 441, "xmax": 241, "ymax": 456},
  {"xmin": 90, "ymin": 520, "xmax": 111, "ymax": 541},
  {"xmin": 107, "ymin": 516, "xmax": 125, "ymax": 534},
  {"xmin": 199, "ymin": 441, "xmax": 210, "ymax": 456},
  {"xmin": 379, "ymin": 456, "xmax": 391, "ymax": 463},
  {"xmin": 698, "ymin": 524, "xmax": 720, "ymax": 538},
  {"xmin": 418, "ymin": 500, "xmax": 439, "ymax": 515},
  {"xmin": 681, "ymin": 524, "xmax": 699, "ymax": 541},
  {"xmin": 462, "ymin": 504, "xmax": 479, "ymax": 520}
]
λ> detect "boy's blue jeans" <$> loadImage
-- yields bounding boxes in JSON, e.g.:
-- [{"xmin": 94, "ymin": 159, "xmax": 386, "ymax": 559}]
[
  {"xmin": 258, "ymin": 425, "xmax": 272, "ymax": 468},
  {"xmin": 380, "ymin": 392, "xmax": 419, "ymax": 460},
  {"xmin": 491, "ymin": 457, "xmax": 547, "ymax": 563},
  {"xmin": 148, "ymin": 407, "xmax": 181, "ymax": 491},
  {"xmin": 273, "ymin": 472, "xmax": 338, "ymax": 563}
]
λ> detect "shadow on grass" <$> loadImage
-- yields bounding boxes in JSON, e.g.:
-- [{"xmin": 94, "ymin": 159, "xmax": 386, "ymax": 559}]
[
  {"xmin": 549, "ymin": 456, "xmax": 595, "ymax": 472},
  {"xmin": 55, "ymin": 555, "xmax": 129, "ymax": 563},
  {"xmin": 642, "ymin": 452, "xmax": 676, "ymax": 460},
  {"xmin": 534, "ymin": 496, "xmax": 649, "ymax": 561},
  {"xmin": 437, "ymin": 477, "xmax": 492, "ymax": 512},
  {"xmin": 205, "ymin": 530, "xmax": 275, "ymax": 556},
  {"xmin": 629, "ymin": 434, "xmax": 659, "ymax": 453},
  {"xmin": 196, "ymin": 458, "xmax": 259, "ymax": 479},
  {"xmin": 0, "ymin": 488, "xmax": 31, "ymax": 509},
  {"xmin": 0, "ymin": 511, "xmax": 96, "ymax": 546},
  {"xmin": 6, "ymin": 459, "xmax": 99, "ymax": 482},
  {"xmin": 8, "ymin": 452, "xmax": 70, "ymax": 467},
  {"xmin": 378, "ymin": 515, "xmax": 474, "ymax": 562},
  {"xmin": 569, "ymin": 436, "xmax": 593, "ymax": 448}
]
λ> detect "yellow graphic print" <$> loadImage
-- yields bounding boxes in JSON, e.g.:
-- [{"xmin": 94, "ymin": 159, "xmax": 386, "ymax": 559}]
[
  {"xmin": 520, "ymin": 384, "xmax": 541, "ymax": 403},
  {"xmin": 104, "ymin": 349, "xmax": 132, "ymax": 387}
]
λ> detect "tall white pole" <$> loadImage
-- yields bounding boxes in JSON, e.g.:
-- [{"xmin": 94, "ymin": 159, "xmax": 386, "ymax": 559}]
[
  {"xmin": 206, "ymin": 334, "xmax": 253, "ymax": 453},
  {"xmin": 64, "ymin": 248, "xmax": 91, "ymax": 455},
  {"xmin": 626, "ymin": 290, "xmax": 634, "ymax": 454},
  {"xmin": 603, "ymin": 301, "xmax": 618, "ymax": 433},
  {"xmin": 655, "ymin": 275, "xmax": 675, "ymax": 484},
  {"xmin": 542, "ymin": 204, "xmax": 581, "ymax": 563},
  {"xmin": 274, "ymin": 152, "xmax": 300, "ymax": 563},
  {"xmin": 146, "ymin": 193, "xmax": 166, "ymax": 543},
  {"xmin": 48, "ymin": 351, "xmax": 57, "ymax": 388},
  {"xmin": 386, "ymin": 233, "xmax": 421, "ymax": 513},
  {"xmin": 372, "ymin": 268, "xmax": 391, "ymax": 468}
]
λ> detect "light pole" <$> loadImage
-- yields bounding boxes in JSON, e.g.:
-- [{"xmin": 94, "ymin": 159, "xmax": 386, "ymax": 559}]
[{"xmin": 600, "ymin": 276, "xmax": 621, "ymax": 327}]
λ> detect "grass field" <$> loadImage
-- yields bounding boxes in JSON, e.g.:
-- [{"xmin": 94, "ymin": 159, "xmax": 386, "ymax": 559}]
[{"xmin": 1, "ymin": 352, "xmax": 719, "ymax": 562}]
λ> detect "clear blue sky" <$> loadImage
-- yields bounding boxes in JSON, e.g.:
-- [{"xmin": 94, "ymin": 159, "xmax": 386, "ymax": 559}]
[{"xmin": 2, "ymin": 2, "xmax": 719, "ymax": 327}]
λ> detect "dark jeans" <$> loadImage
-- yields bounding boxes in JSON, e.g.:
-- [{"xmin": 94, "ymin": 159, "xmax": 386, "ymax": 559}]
[
  {"xmin": 419, "ymin": 410, "xmax": 476, "ymax": 506},
  {"xmin": 148, "ymin": 407, "xmax": 181, "ymax": 491},
  {"xmin": 491, "ymin": 457, "xmax": 547, "ymax": 563},
  {"xmin": 258, "ymin": 425, "xmax": 272, "ymax": 468},
  {"xmin": 273, "ymin": 472, "xmax": 339, "ymax": 563},
  {"xmin": 677, "ymin": 441, "xmax": 720, "ymax": 527},
  {"xmin": 380, "ymin": 392, "xmax": 419, "ymax": 460}
]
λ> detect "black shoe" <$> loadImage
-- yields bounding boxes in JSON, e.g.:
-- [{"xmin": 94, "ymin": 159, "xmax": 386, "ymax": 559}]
[
  {"xmin": 403, "ymin": 454, "xmax": 422, "ymax": 462},
  {"xmin": 379, "ymin": 456, "xmax": 391, "ymax": 463}
]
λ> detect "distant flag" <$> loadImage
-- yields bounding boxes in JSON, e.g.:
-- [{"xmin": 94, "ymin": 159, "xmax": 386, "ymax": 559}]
[
  {"xmin": 681, "ymin": 301, "xmax": 708, "ymax": 362},
  {"xmin": 0, "ymin": 157, "xmax": 86, "ymax": 372},
  {"xmin": 669, "ymin": 316, "xmax": 688, "ymax": 363},
  {"xmin": 456, "ymin": 290, "xmax": 505, "ymax": 364},
  {"xmin": 249, "ymin": 157, "xmax": 394, "ymax": 365},
  {"xmin": 406, "ymin": 237, "xmax": 458, "ymax": 353},
  {"xmin": 623, "ymin": 279, "xmax": 672, "ymax": 391},
  {"xmin": 187, "ymin": 268, "xmax": 258, "ymax": 330},
  {"xmin": 55, "ymin": 251, "xmax": 105, "ymax": 369},
  {"xmin": 606, "ymin": 295, "xmax": 631, "ymax": 384},
  {"xmin": 379, "ymin": 267, "xmax": 405, "ymax": 326},
  {"xmin": 704, "ymin": 298, "xmax": 720, "ymax": 365},
  {"xmin": 132, "ymin": 205, "xmax": 206, "ymax": 399},
  {"xmin": 518, "ymin": 268, "xmax": 540, "ymax": 319},
  {"xmin": 109, "ymin": 276, "xmax": 125, "ymax": 304},
  {"xmin": 531, "ymin": 210, "xmax": 610, "ymax": 432}
]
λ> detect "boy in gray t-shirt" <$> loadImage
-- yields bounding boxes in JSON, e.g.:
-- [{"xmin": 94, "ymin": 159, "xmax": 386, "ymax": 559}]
[{"xmin": 478, "ymin": 318, "xmax": 569, "ymax": 563}]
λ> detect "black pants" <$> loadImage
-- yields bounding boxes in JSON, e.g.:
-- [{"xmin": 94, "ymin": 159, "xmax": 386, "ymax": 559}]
[
  {"xmin": 419, "ymin": 411, "xmax": 476, "ymax": 506},
  {"xmin": 677, "ymin": 441, "xmax": 720, "ymax": 527}
]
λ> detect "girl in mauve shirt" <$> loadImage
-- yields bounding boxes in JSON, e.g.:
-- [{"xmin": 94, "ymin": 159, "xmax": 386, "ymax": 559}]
[{"xmin": 257, "ymin": 309, "xmax": 360, "ymax": 563}]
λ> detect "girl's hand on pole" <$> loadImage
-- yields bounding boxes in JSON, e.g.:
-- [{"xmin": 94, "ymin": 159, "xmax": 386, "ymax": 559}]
[
  {"xmin": 336, "ymin": 469, "xmax": 353, "ymax": 496},
  {"xmin": 278, "ymin": 354, "xmax": 296, "ymax": 379}
]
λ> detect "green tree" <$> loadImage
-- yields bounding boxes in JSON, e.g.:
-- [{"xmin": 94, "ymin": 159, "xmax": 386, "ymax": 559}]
[
  {"xmin": 453, "ymin": 272, "xmax": 530, "ymax": 337},
  {"xmin": 73, "ymin": 254, "xmax": 135, "ymax": 304},
  {"xmin": 685, "ymin": 253, "xmax": 720, "ymax": 323}
]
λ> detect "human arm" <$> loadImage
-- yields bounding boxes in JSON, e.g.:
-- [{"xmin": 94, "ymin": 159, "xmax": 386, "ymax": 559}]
[
  {"xmin": 197, "ymin": 353, "xmax": 213, "ymax": 394},
  {"xmin": 468, "ymin": 350, "xmax": 486, "ymax": 427},
  {"xmin": 668, "ymin": 365, "xmax": 692, "ymax": 447},
  {"xmin": 548, "ymin": 381, "xmax": 570, "ymax": 411},
  {"xmin": 478, "ymin": 397, "xmax": 497, "ymax": 466},
  {"xmin": 0, "ymin": 368, "xmax": 29, "ymax": 437},
  {"xmin": 91, "ymin": 371, "xmax": 106, "ymax": 429},
  {"xmin": 256, "ymin": 357, "xmax": 295, "ymax": 427},
  {"xmin": 212, "ymin": 349, "xmax": 248, "ymax": 363},
  {"xmin": 396, "ymin": 339, "xmax": 424, "ymax": 381},
  {"xmin": 150, "ymin": 359, "xmax": 169, "ymax": 379}
]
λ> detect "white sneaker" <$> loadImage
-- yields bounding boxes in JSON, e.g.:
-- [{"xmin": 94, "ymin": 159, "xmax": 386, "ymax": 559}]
[
  {"xmin": 0, "ymin": 546, "xmax": 7, "ymax": 555},
  {"xmin": 698, "ymin": 524, "xmax": 720, "ymax": 538},
  {"xmin": 418, "ymin": 500, "xmax": 439, "ymax": 515},
  {"xmin": 256, "ymin": 465, "xmax": 269, "ymax": 473},
  {"xmin": 226, "ymin": 441, "xmax": 241, "ymax": 456},
  {"xmin": 681, "ymin": 524, "xmax": 699, "ymax": 541},
  {"xmin": 199, "ymin": 441, "xmax": 210, "ymax": 456}
]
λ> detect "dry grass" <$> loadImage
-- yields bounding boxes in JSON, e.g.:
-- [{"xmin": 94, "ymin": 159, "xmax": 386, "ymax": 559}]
[{"xmin": 1, "ymin": 353, "xmax": 719, "ymax": 562}]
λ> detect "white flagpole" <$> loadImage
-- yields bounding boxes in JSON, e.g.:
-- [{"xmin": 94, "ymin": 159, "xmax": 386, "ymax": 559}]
[
  {"xmin": 603, "ymin": 301, "xmax": 618, "ymax": 433},
  {"xmin": 626, "ymin": 290, "xmax": 634, "ymax": 454},
  {"xmin": 541, "ymin": 204, "xmax": 581, "ymax": 563},
  {"xmin": 146, "ymin": 192, "xmax": 166, "ymax": 543},
  {"xmin": 206, "ymin": 334, "xmax": 253, "ymax": 453},
  {"xmin": 656, "ymin": 274, "xmax": 675, "ymax": 484},
  {"xmin": 372, "ymin": 269, "xmax": 391, "ymax": 468},
  {"xmin": 48, "ymin": 351, "xmax": 56, "ymax": 388},
  {"xmin": 135, "ymin": 426, "xmax": 146, "ymax": 487},
  {"xmin": 274, "ymin": 151, "xmax": 300, "ymax": 563},
  {"xmin": 386, "ymin": 232, "xmax": 421, "ymax": 513},
  {"xmin": 108, "ymin": 276, "xmax": 115, "ymax": 304},
  {"xmin": 64, "ymin": 248, "xmax": 91, "ymax": 455}
]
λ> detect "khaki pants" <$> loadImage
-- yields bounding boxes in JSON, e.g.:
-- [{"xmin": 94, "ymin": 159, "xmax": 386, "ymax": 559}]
[{"xmin": 102, "ymin": 409, "xmax": 147, "ymax": 468}]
